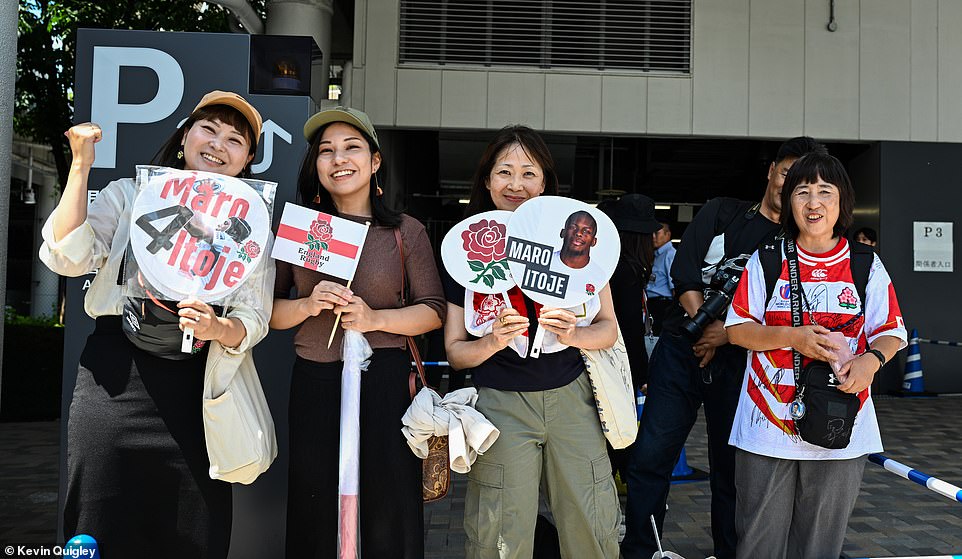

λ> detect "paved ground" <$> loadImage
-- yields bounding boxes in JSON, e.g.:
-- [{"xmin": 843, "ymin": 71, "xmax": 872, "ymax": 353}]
[
  {"xmin": 2, "ymin": 397, "xmax": 961, "ymax": 558},
  {"xmin": 0, "ymin": 419, "xmax": 60, "ymax": 545}
]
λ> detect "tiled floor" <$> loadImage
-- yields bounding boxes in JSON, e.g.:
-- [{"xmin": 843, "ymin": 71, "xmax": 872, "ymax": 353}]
[
  {"xmin": 423, "ymin": 396, "xmax": 962, "ymax": 559},
  {"xmin": 0, "ymin": 420, "xmax": 60, "ymax": 544},
  {"xmin": 2, "ymin": 397, "xmax": 961, "ymax": 558}
]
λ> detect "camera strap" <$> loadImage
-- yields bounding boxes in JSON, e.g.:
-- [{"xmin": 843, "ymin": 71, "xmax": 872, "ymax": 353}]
[{"xmin": 716, "ymin": 199, "xmax": 760, "ymax": 263}]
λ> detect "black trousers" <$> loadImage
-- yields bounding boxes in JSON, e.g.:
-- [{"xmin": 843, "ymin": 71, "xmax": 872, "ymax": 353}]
[
  {"xmin": 286, "ymin": 349, "xmax": 424, "ymax": 558},
  {"xmin": 622, "ymin": 333, "xmax": 744, "ymax": 559},
  {"xmin": 646, "ymin": 296, "xmax": 674, "ymax": 336},
  {"xmin": 63, "ymin": 317, "xmax": 231, "ymax": 559}
]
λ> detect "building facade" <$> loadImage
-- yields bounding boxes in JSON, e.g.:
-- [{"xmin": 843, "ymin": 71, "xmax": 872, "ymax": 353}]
[{"xmin": 342, "ymin": 0, "xmax": 962, "ymax": 392}]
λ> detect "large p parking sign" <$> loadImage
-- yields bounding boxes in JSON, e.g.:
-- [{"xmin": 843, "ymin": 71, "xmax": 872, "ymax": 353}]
[
  {"xmin": 90, "ymin": 46, "xmax": 185, "ymax": 169},
  {"xmin": 68, "ymin": 29, "xmax": 312, "ymax": 558}
]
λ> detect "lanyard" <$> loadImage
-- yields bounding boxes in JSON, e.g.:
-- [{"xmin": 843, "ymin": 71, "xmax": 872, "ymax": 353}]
[
  {"xmin": 785, "ymin": 238, "xmax": 804, "ymax": 389},
  {"xmin": 784, "ymin": 238, "xmax": 811, "ymax": 420}
]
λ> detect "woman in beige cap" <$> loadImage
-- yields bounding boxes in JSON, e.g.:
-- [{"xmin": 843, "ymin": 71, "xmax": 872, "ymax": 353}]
[
  {"xmin": 271, "ymin": 106, "xmax": 445, "ymax": 558},
  {"xmin": 40, "ymin": 91, "xmax": 271, "ymax": 558}
]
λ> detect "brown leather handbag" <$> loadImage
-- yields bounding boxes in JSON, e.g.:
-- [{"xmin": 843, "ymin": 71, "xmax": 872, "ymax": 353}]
[
  {"xmin": 395, "ymin": 229, "xmax": 450, "ymax": 503},
  {"xmin": 407, "ymin": 338, "xmax": 450, "ymax": 503}
]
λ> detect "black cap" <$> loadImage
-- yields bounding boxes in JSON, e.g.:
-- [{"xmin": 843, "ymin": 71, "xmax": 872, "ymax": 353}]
[{"xmin": 601, "ymin": 194, "xmax": 662, "ymax": 234}]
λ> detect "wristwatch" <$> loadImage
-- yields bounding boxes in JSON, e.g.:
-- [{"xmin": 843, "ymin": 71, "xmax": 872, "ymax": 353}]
[{"xmin": 864, "ymin": 348, "xmax": 886, "ymax": 371}]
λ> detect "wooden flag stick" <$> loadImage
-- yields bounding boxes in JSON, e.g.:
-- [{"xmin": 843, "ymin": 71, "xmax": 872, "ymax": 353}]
[{"xmin": 327, "ymin": 278, "xmax": 354, "ymax": 349}]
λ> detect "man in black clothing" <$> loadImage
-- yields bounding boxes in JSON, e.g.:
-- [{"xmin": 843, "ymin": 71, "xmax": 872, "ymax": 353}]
[{"xmin": 621, "ymin": 137, "xmax": 826, "ymax": 559}]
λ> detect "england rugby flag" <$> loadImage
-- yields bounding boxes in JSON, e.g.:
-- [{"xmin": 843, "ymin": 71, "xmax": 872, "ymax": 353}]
[{"xmin": 272, "ymin": 203, "xmax": 369, "ymax": 281}]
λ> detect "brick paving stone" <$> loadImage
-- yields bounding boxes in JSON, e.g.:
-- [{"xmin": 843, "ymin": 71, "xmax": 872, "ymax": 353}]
[
  {"xmin": 2, "ymin": 397, "xmax": 961, "ymax": 558},
  {"xmin": 0, "ymin": 420, "xmax": 60, "ymax": 544}
]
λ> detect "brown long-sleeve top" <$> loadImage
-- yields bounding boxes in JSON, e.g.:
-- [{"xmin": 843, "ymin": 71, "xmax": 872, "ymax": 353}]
[{"xmin": 274, "ymin": 213, "xmax": 445, "ymax": 363}]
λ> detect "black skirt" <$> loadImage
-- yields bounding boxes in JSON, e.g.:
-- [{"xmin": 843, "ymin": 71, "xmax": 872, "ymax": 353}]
[
  {"xmin": 286, "ymin": 349, "xmax": 424, "ymax": 559},
  {"xmin": 62, "ymin": 317, "xmax": 231, "ymax": 558}
]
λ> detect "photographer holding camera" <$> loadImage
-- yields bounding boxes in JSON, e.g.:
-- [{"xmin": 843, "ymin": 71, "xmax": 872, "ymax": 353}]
[{"xmin": 622, "ymin": 137, "xmax": 825, "ymax": 559}]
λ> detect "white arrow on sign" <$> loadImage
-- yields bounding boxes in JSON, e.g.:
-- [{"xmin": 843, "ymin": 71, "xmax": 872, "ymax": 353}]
[{"xmin": 252, "ymin": 119, "xmax": 293, "ymax": 174}]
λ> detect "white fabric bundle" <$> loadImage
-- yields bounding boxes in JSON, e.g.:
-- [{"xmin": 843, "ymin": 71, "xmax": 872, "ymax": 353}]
[{"xmin": 401, "ymin": 387, "xmax": 500, "ymax": 474}]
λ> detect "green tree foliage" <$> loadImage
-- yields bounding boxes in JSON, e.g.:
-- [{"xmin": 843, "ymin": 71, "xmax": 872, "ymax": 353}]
[{"xmin": 16, "ymin": 1, "xmax": 267, "ymax": 187}]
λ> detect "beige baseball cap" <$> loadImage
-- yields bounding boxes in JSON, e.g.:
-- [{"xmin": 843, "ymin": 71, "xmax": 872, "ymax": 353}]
[
  {"xmin": 192, "ymin": 90, "xmax": 263, "ymax": 143},
  {"xmin": 303, "ymin": 106, "xmax": 379, "ymax": 150}
]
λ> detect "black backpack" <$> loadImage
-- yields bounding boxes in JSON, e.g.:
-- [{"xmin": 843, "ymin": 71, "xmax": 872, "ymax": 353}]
[{"xmin": 758, "ymin": 236, "xmax": 874, "ymax": 309}]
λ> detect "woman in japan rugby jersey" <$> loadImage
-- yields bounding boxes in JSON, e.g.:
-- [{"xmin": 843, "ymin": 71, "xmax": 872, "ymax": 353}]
[{"xmin": 724, "ymin": 152, "xmax": 906, "ymax": 559}]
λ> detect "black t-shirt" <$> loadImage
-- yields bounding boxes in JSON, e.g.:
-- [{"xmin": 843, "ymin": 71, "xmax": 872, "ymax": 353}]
[
  {"xmin": 442, "ymin": 270, "xmax": 584, "ymax": 392},
  {"xmin": 608, "ymin": 260, "xmax": 649, "ymax": 388},
  {"xmin": 662, "ymin": 197, "xmax": 782, "ymax": 336}
]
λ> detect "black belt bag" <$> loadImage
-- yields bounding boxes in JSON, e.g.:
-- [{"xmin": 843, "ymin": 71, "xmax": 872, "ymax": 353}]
[{"xmin": 794, "ymin": 361, "xmax": 859, "ymax": 449}]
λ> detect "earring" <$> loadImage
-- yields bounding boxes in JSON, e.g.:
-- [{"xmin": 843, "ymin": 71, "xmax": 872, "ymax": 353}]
[
  {"xmin": 176, "ymin": 149, "xmax": 184, "ymax": 160},
  {"xmin": 375, "ymin": 174, "xmax": 384, "ymax": 197},
  {"xmin": 312, "ymin": 184, "xmax": 320, "ymax": 204}
]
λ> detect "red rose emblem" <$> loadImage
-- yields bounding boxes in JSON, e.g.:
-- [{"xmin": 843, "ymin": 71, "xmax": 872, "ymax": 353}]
[
  {"xmin": 461, "ymin": 219, "xmax": 507, "ymax": 264},
  {"xmin": 310, "ymin": 219, "xmax": 333, "ymax": 242},
  {"xmin": 586, "ymin": 283, "xmax": 596, "ymax": 295},
  {"xmin": 244, "ymin": 240, "xmax": 261, "ymax": 259}
]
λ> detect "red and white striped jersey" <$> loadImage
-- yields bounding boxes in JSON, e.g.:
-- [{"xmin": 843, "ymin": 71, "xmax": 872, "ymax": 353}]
[{"xmin": 725, "ymin": 238, "xmax": 907, "ymax": 460}]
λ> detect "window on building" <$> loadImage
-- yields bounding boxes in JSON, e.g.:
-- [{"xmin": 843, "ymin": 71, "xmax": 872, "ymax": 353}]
[{"xmin": 399, "ymin": 0, "xmax": 691, "ymax": 73}]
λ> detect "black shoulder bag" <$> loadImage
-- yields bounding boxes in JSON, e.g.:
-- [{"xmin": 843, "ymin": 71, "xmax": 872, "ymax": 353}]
[{"xmin": 785, "ymin": 238, "xmax": 860, "ymax": 450}]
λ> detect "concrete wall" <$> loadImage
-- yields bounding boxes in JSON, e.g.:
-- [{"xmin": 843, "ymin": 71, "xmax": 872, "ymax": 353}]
[
  {"xmin": 352, "ymin": 0, "xmax": 962, "ymax": 142},
  {"xmin": 878, "ymin": 142, "xmax": 962, "ymax": 393}
]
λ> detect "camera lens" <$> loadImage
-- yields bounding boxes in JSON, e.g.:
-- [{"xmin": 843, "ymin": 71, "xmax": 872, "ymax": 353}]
[
  {"xmin": 681, "ymin": 312, "xmax": 709, "ymax": 342},
  {"xmin": 700, "ymin": 291, "xmax": 731, "ymax": 320}
]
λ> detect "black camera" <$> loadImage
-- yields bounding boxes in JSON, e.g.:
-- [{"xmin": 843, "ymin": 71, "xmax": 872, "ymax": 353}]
[{"xmin": 681, "ymin": 254, "xmax": 751, "ymax": 342}]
